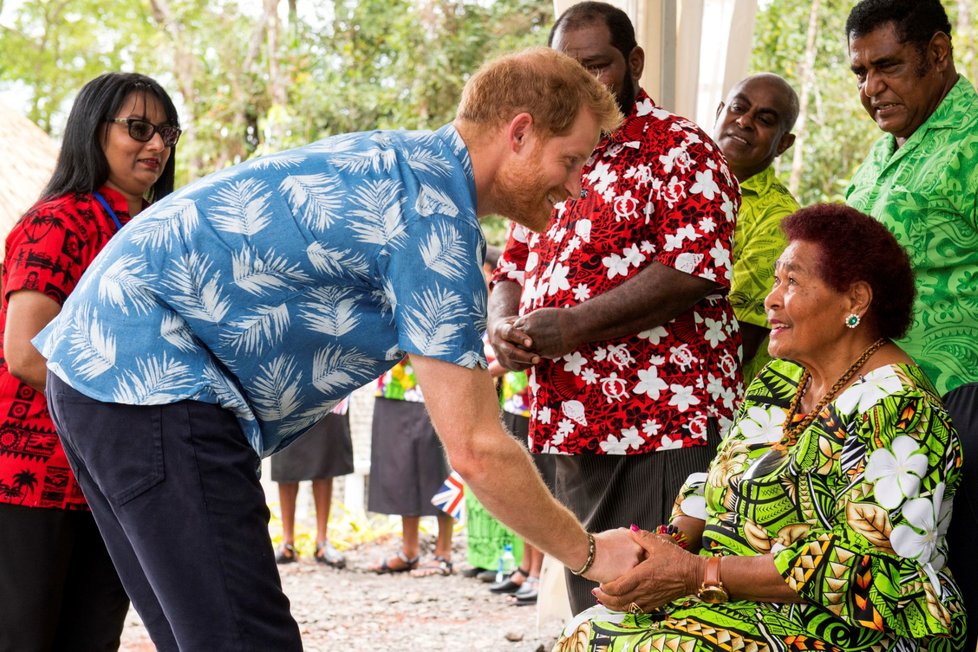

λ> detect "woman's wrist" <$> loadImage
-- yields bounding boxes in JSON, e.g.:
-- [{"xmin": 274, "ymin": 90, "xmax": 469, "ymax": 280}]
[
  {"xmin": 654, "ymin": 523, "xmax": 689, "ymax": 548},
  {"xmin": 684, "ymin": 553, "xmax": 708, "ymax": 597}
]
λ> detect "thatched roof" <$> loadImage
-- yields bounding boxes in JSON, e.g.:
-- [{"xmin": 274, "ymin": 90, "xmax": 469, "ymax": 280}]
[{"xmin": 0, "ymin": 101, "xmax": 59, "ymax": 257}]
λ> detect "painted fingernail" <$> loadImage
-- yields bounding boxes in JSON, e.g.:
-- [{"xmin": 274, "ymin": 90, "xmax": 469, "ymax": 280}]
[
  {"xmin": 630, "ymin": 524, "xmax": 640, "ymax": 532},
  {"xmin": 596, "ymin": 600, "xmax": 603, "ymax": 605},
  {"xmin": 591, "ymin": 588, "xmax": 599, "ymax": 596}
]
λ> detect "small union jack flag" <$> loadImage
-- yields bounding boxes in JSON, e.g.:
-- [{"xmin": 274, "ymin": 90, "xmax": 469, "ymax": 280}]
[{"xmin": 431, "ymin": 470, "xmax": 465, "ymax": 521}]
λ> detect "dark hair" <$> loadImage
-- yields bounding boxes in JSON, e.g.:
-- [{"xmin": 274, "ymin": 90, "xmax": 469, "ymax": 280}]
[
  {"xmin": 846, "ymin": 0, "xmax": 952, "ymax": 53},
  {"xmin": 781, "ymin": 204, "xmax": 915, "ymax": 340},
  {"xmin": 548, "ymin": 1, "xmax": 637, "ymax": 60},
  {"xmin": 42, "ymin": 72, "xmax": 180, "ymax": 203}
]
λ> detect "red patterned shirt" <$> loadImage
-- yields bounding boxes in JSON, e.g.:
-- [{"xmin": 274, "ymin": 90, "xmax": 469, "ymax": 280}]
[
  {"xmin": 493, "ymin": 90, "xmax": 743, "ymax": 455},
  {"xmin": 0, "ymin": 187, "xmax": 133, "ymax": 509}
]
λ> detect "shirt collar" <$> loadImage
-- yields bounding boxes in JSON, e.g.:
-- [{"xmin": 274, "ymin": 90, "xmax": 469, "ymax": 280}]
[
  {"xmin": 885, "ymin": 74, "xmax": 976, "ymax": 156},
  {"xmin": 739, "ymin": 165, "xmax": 776, "ymax": 196}
]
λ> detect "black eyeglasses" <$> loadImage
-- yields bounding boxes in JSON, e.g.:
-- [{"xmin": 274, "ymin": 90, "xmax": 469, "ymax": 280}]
[{"xmin": 107, "ymin": 118, "xmax": 182, "ymax": 147}]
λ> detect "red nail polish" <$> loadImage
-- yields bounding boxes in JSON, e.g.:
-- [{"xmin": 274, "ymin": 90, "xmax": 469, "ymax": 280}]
[{"xmin": 630, "ymin": 524, "xmax": 640, "ymax": 532}]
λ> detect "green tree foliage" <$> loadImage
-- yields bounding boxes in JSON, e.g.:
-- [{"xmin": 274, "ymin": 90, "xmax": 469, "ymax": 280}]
[{"xmin": 1, "ymin": 0, "xmax": 551, "ymax": 242}]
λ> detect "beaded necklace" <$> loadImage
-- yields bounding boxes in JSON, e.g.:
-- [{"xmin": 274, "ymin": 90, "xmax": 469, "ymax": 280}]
[{"xmin": 743, "ymin": 337, "xmax": 887, "ymax": 479}]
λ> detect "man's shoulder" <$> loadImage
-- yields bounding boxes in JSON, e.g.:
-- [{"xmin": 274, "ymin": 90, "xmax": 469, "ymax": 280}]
[{"xmin": 742, "ymin": 167, "xmax": 799, "ymax": 214}]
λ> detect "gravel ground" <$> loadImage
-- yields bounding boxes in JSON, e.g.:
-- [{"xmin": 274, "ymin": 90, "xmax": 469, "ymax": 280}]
[{"xmin": 119, "ymin": 536, "xmax": 561, "ymax": 651}]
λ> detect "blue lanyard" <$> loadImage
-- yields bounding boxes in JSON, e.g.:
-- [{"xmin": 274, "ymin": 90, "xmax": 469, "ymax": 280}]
[{"xmin": 92, "ymin": 191, "xmax": 124, "ymax": 232}]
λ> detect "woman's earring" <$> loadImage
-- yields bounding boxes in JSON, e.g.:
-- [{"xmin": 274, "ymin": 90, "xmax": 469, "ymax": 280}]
[{"xmin": 845, "ymin": 313, "xmax": 860, "ymax": 329}]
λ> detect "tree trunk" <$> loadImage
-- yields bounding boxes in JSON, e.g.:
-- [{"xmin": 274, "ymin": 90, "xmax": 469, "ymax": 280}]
[{"xmin": 788, "ymin": 0, "xmax": 820, "ymax": 197}]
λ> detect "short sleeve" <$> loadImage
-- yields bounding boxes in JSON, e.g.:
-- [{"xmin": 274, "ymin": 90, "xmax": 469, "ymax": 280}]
[
  {"xmin": 381, "ymin": 214, "xmax": 488, "ymax": 369},
  {"xmin": 4, "ymin": 198, "xmax": 96, "ymax": 305},
  {"xmin": 491, "ymin": 222, "xmax": 531, "ymax": 289},
  {"xmin": 648, "ymin": 131, "xmax": 740, "ymax": 289}
]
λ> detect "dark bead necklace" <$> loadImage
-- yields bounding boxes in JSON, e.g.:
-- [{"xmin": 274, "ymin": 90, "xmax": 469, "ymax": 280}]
[{"xmin": 743, "ymin": 338, "xmax": 887, "ymax": 480}]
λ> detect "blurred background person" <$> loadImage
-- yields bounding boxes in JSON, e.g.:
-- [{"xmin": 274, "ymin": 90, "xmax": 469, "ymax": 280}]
[
  {"xmin": 368, "ymin": 359, "xmax": 455, "ymax": 577},
  {"xmin": 0, "ymin": 72, "xmax": 180, "ymax": 651},
  {"xmin": 271, "ymin": 399, "xmax": 353, "ymax": 568}
]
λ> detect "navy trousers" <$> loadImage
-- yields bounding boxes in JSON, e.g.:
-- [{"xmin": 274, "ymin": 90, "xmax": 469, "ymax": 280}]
[{"xmin": 47, "ymin": 372, "xmax": 302, "ymax": 652}]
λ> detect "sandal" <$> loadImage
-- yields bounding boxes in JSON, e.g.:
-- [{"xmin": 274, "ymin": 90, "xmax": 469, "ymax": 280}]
[
  {"xmin": 315, "ymin": 542, "xmax": 346, "ymax": 569},
  {"xmin": 275, "ymin": 543, "xmax": 298, "ymax": 565},
  {"xmin": 489, "ymin": 567, "xmax": 530, "ymax": 593},
  {"xmin": 409, "ymin": 555, "xmax": 454, "ymax": 578},
  {"xmin": 370, "ymin": 550, "xmax": 420, "ymax": 574}
]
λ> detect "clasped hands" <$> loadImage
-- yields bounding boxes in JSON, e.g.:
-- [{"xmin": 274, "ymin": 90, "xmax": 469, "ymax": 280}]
[
  {"xmin": 489, "ymin": 309, "xmax": 579, "ymax": 370},
  {"xmin": 590, "ymin": 527, "xmax": 704, "ymax": 614}
]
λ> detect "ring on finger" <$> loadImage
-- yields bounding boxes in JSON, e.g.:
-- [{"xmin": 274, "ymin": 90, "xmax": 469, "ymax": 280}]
[{"xmin": 627, "ymin": 602, "xmax": 643, "ymax": 615}]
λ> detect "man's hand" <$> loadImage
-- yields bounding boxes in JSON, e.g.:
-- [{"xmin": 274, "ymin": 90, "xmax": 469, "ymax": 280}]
[
  {"xmin": 487, "ymin": 315, "xmax": 540, "ymax": 371},
  {"xmin": 513, "ymin": 307, "xmax": 579, "ymax": 360},
  {"xmin": 583, "ymin": 528, "xmax": 645, "ymax": 584},
  {"xmin": 593, "ymin": 528, "xmax": 704, "ymax": 612}
]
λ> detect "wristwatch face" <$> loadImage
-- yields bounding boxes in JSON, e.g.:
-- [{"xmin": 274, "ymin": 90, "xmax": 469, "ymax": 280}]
[{"xmin": 698, "ymin": 585, "xmax": 729, "ymax": 604}]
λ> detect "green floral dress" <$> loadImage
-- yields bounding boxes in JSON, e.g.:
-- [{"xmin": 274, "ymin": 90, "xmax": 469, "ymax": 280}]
[{"xmin": 554, "ymin": 360, "xmax": 967, "ymax": 651}]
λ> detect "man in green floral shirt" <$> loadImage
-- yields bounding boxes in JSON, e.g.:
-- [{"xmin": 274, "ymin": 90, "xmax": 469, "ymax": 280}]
[
  {"xmin": 844, "ymin": 0, "xmax": 978, "ymax": 647},
  {"xmin": 713, "ymin": 73, "xmax": 800, "ymax": 381}
]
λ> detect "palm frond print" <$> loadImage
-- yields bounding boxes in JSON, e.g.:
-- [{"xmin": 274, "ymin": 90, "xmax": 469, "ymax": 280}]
[
  {"xmin": 160, "ymin": 313, "xmax": 197, "ymax": 353},
  {"xmin": 161, "ymin": 251, "xmax": 231, "ymax": 323},
  {"xmin": 232, "ymin": 247, "xmax": 314, "ymax": 295},
  {"xmin": 280, "ymin": 173, "xmax": 344, "ymax": 231},
  {"xmin": 67, "ymin": 306, "xmax": 117, "ymax": 380},
  {"xmin": 128, "ymin": 198, "xmax": 198, "ymax": 251},
  {"xmin": 331, "ymin": 147, "xmax": 399, "ymax": 175},
  {"xmin": 305, "ymin": 242, "xmax": 371, "ymax": 279},
  {"xmin": 405, "ymin": 146, "xmax": 452, "ymax": 177},
  {"xmin": 299, "ymin": 287, "xmax": 360, "ymax": 337},
  {"xmin": 251, "ymin": 354, "xmax": 303, "ymax": 421},
  {"xmin": 112, "ymin": 353, "xmax": 196, "ymax": 404},
  {"xmin": 249, "ymin": 153, "xmax": 305, "ymax": 170},
  {"xmin": 420, "ymin": 222, "xmax": 467, "ymax": 280},
  {"xmin": 219, "ymin": 303, "xmax": 291, "ymax": 356},
  {"xmin": 404, "ymin": 286, "xmax": 468, "ymax": 357},
  {"xmin": 310, "ymin": 345, "xmax": 376, "ymax": 394},
  {"xmin": 98, "ymin": 254, "xmax": 158, "ymax": 315},
  {"xmin": 347, "ymin": 180, "xmax": 407, "ymax": 249},
  {"xmin": 414, "ymin": 183, "xmax": 461, "ymax": 218},
  {"xmin": 210, "ymin": 178, "xmax": 274, "ymax": 236}
]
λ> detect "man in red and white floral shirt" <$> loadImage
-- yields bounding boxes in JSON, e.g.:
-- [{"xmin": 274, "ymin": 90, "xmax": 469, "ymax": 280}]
[{"xmin": 489, "ymin": 1, "xmax": 743, "ymax": 613}]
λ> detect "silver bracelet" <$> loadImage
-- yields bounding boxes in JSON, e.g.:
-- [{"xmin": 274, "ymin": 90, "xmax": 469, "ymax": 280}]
[{"xmin": 571, "ymin": 532, "xmax": 596, "ymax": 576}]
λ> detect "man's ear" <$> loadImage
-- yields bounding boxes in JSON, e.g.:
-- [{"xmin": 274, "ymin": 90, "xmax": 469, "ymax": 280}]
[
  {"xmin": 507, "ymin": 112, "xmax": 534, "ymax": 153},
  {"xmin": 929, "ymin": 31, "xmax": 952, "ymax": 72},
  {"xmin": 715, "ymin": 101, "xmax": 725, "ymax": 122},
  {"xmin": 629, "ymin": 45, "xmax": 645, "ymax": 81},
  {"xmin": 775, "ymin": 132, "xmax": 796, "ymax": 157}
]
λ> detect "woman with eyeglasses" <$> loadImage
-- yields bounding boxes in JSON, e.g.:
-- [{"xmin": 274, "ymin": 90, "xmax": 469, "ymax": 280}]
[{"xmin": 0, "ymin": 72, "xmax": 179, "ymax": 651}]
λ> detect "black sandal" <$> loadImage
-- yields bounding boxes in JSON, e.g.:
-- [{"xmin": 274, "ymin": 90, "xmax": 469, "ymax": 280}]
[
  {"xmin": 275, "ymin": 543, "xmax": 298, "ymax": 565},
  {"xmin": 370, "ymin": 550, "xmax": 420, "ymax": 574},
  {"xmin": 489, "ymin": 567, "xmax": 530, "ymax": 593}
]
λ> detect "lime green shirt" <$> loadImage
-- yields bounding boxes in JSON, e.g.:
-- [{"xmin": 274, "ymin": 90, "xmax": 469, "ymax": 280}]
[
  {"xmin": 729, "ymin": 165, "xmax": 798, "ymax": 381},
  {"xmin": 846, "ymin": 75, "xmax": 978, "ymax": 396}
]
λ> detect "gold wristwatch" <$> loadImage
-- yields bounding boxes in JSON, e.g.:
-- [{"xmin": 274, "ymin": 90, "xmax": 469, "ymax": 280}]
[{"xmin": 697, "ymin": 556, "xmax": 729, "ymax": 604}]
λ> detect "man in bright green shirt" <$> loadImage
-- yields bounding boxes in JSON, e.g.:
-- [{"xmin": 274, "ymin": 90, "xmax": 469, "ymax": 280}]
[
  {"xmin": 713, "ymin": 73, "xmax": 800, "ymax": 381},
  {"xmin": 845, "ymin": 1, "xmax": 978, "ymax": 647}
]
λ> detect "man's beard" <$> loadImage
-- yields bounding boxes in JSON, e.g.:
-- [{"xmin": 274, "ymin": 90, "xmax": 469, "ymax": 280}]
[
  {"xmin": 491, "ymin": 151, "xmax": 553, "ymax": 233},
  {"xmin": 616, "ymin": 60, "xmax": 637, "ymax": 116}
]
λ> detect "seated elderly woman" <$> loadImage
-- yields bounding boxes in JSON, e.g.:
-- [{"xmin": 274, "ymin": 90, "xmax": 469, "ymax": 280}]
[{"xmin": 554, "ymin": 204, "xmax": 967, "ymax": 651}]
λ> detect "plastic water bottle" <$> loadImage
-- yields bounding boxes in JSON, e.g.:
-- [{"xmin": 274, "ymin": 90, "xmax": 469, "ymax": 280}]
[{"xmin": 495, "ymin": 543, "xmax": 516, "ymax": 583}]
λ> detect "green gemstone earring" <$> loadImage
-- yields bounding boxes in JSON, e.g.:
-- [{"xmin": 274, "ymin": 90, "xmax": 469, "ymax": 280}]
[{"xmin": 845, "ymin": 313, "xmax": 860, "ymax": 329}]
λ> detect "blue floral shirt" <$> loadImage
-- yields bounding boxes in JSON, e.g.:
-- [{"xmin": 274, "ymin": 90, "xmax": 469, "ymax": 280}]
[{"xmin": 35, "ymin": 125, "xmax": 488, "ymax": 457}]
